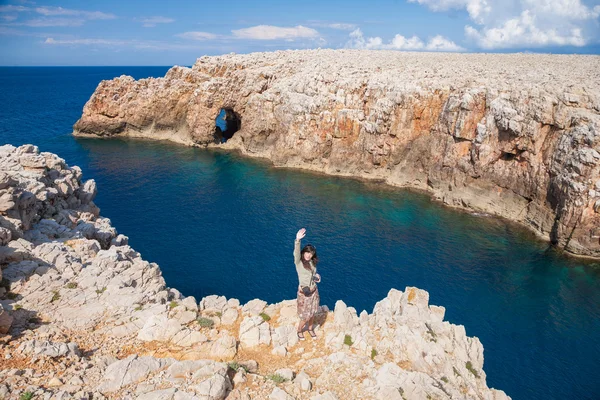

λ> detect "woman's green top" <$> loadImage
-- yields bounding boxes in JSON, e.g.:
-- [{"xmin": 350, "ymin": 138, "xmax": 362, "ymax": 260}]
[{"xmin": 294, "ymin": 239, "xmax": 317, "ymax": 289}]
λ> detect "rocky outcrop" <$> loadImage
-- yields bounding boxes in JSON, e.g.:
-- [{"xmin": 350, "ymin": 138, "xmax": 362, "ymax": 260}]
[
  {"xmin": 73, "ymin": 50, "xmax": 600, "ymax": 258},
  {"xmin": 0, "ymin": 145, "xmax": 508, "ymax": 398}
]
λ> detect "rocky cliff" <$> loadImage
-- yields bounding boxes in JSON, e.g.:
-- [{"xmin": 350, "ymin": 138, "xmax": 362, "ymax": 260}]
[
  {"xmin": 73, "ymin": 50, "xmax": 600, "ymax": 258},
  {"xmin": 0, "ymin": 145, "xmax": 508, "ymax": 399}
]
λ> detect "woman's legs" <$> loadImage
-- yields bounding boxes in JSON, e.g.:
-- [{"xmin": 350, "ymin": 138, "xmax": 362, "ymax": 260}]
[
  {"xmin": 297, "ymin": 318, "xmax": 309, "ymax": 333},
  {"xmin": 307, "ymin": 316, "xmax": 315, "ymax": 331}
]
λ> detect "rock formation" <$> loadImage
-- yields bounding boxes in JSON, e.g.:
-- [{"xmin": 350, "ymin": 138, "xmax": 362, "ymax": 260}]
[
  {"xmin": 73, "ymin": 50, "xmax": 600, "ymax": 258},
  {"xmin": 0, "ymin": 145, "xmax": 508, "ymax": 399}
]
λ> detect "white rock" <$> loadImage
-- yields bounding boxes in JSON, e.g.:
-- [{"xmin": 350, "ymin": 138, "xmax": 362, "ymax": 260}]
[
  {"xmin": 137, "ymin": 388, "xmax": 178, "ymax": 400},
  {"xmin": 182, "ymin": 296, "xmax": 199, "ymax": 312},
  {"xmin": 310, "ymin": 392, "xmax": 339, "ymax": 400},
  {"xmin": 239, "ymin": 315, "xmax": 271, "ymax": 348},
  {"xmin": 242, "ymin": 298, "xmax": 267, "ymax": 315},
  {"xmin": 200, "ymin": 295, "xmax": 228, "ymax": 313},
  {"xmin": 77, "ymin": 178, "xmax": 97, "ymax": 204},
  {"xmin": 97, "ymin": 355, "xmax": 171, "ymax": 393},
  {"xmin": 333, "ymin": 300, "xmax": 358, "ymax": 331},
  {"xmin": 18, "ymin": 340, "xmax": 80, "ymax": 358},
  {"xmin": 275, "ymin": 368, "xmax": 295, "ymax": 381},
  {"xmin": 294, "ymin": 371, "xmax": 312, "ymax": 391},
  {"xmin": 168, "ymin": 360, "xmax": 217, "ymax": 379},
  {"xmin": 190, "ymin": 374, "xmax": 231, "ymax": 400},
  {"xmin": 239, "ymin": 360, "xmax": 258, "ymax": 373},
  {"xmin": 171, "ymin": 328, "xmax": 207, "ymax": 347},
  {"xmin": 271, "ymin": 345, "xmax": 288, "ymax": 357},
  {"xmin": 210, "ymin": 333, "xmax": 237, "ymax": 360},
  {"xmin": 269, "ymin": 387, "xmax": 294, "ymax": 400},
  {"xmin": 174, "ymin": 310, "xmax": 198, "ymax": 325},
  {"xmin": 173, "ymin": 392, "xmax": 200, "ymax": 400},
  {"xmin": 220, "ymin": 308, "xmax": 239, "ymax": 325},
  {"xmin": 272, "ymin": 324, "xmax": 299, "ymax": 348},
  {"xmin": 233, "ymin": 369, "xmax": 247, "ymax": 386},
  {"xmin": 47, "ymin": 377, "xmax": 63, "ymax": 387}
]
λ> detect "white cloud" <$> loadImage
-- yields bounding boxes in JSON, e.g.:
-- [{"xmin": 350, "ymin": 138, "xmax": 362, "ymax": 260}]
[
  {"xmin": 0, "ymin": 5, "xmax": 115, "ymax": 27},
  {"xmin": 43, "ymin": 36, "xmax": 214, "ymax": 51},
  {"xmin": 465, "ymin": 11, "xmax": 586, "ymax": 48},
  {"xmin": 346, "ymin": 28, "xmax": 464, "ymax": 51},
  {"xmin": 45, "ymin": 37, "xmax": 125, "ymax": 45},
  {"xmin": 410, "ymin": 0, "xmax": 600, "ymax": 49},
  {"xmin": 176, "ymin": 31, "xmax": 218, "ymax": 40},
  {"xmin": 137, "ymin": 16, "xmax": 175, "ymax": 28},
  {"xmin": 523, "ymin": 0, "xmax": 600, "ymax": 20},
  {"xmin": 22, "ymin": 17, "xmax": 85, "ymax": 27},
  {"xmin": 0, "ymin": 5, "xmax": 29, "ymax": 13},
  {"xmin": 426, "ymin": 34, "xmax": 466, "ymax": 51},
  {"xmin": 326, "ymin": 23, "xmax": 357, "ymax": 30},
  {"xmin": 34, "ymin": 6, "xmax": 115, "ymax": 20},
  {"xmin": 408, "ymin": 0, "xmax": 492, "ymax": 23},
  {"xmin": 309, "ymin": 22, "xmax": 357, "ymax": 30},
  {"xmin": 231, "ymin": 25, "xmax": 319, "ymax": 40}
]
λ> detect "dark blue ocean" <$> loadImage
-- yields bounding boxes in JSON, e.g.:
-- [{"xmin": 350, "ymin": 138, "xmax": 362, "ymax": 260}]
[{"xmin": 1, "ymin": 67, "xmax": 599, "ymax": 400}]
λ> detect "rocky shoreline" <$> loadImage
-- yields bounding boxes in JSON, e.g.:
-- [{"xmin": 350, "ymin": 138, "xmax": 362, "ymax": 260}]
[
  {"xmin": 73, "ymin": 49, "xmax": 600, "ymax": 259},
  {"xmin": 0, "ymin": 144, "xmax": 508, "ymax": 399}
]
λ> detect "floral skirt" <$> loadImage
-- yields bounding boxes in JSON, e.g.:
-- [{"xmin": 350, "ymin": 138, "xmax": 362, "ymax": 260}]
[{"xmin": 297, "ymin": 285, "xmax": 320, "ymax": 321}]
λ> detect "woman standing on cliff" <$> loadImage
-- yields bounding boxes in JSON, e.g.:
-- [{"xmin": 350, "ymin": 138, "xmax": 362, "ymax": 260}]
[{"xmin": 294, "ymin": 228, "xmax": 321, "ymax": 340}]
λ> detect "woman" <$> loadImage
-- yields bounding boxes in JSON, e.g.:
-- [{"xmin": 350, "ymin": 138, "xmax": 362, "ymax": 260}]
[{"xmin": 294, "ymin": 228, "xmax": 321, "ymax": 340}]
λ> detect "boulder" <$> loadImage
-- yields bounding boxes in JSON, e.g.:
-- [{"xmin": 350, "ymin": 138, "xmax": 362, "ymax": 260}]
[
  {"xmin": 200, "ymin": 295, "xmax": 228, "ymax": 313},
  {"xmin": 239, "ymin": 315, "xmax": 271, "ymax": 348},
  {"xmin": 269, "ymin": 387, "xmax": 294, "ymax": 400},
  {"xmin": 294, "ymin": 371, "xmax": 312, "ymax": 391},
  {"xmin": 221, "ymin": 307, "xmax": 239, "ymax": 325},
  {"xmin": 97, "ymin": 355, "xmax": 172, "ymax": 393},
  {"xmin": 0, "ymin": 304, "xmax": 13, "ymax": 334},
  {"xmin": 0, "ymin": 226, "xmax": 11, "ymax": 245},
  {"xmin": 17, "ymin": 340, "xmax": 81, "ymax": 358},
  {"xmin": 242, "ymin": 298, "xmax": 267, "ymax": 316},
  {"xmin": 275, "ymin": 368, "xmax": 295, "ymax": 381},
  {"xmin": 210, "ymin": 333, "xmax": 237, "ymax": 360},
  {"xmin": 137, "ymin": 388, "xmax": 178, "ymax": 400},
  {"xmin": 78, "ymin": 179, "xmax": 97, "ymax": 204}
]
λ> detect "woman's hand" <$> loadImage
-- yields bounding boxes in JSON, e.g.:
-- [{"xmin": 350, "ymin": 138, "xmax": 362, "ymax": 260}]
[
  {"xmin": 296, "ymin": 228, "xmax": 306, "ymax": 240},
  {"xmin": 314, "ymin": 273, "xmax": 321, "ymax": 283}
]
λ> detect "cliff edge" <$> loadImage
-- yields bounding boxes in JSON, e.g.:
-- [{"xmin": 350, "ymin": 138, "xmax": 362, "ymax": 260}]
[
  {"xmin": 73, "ymin": 49, "xmax": 600, "ymax": 258},
  {"xmin": 0, "ymin": 144, "xmax": 508, "ymax": 399}
]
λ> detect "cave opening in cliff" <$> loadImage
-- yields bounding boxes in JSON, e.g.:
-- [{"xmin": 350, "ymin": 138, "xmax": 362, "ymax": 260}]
[{"xmin": 215, "ymin": 108, "xmax": 241, "ymax": 143}]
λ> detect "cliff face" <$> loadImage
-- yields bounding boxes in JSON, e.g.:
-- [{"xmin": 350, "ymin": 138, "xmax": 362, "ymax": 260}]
[
  {"xmin": 0, "ymin": 145, "xmax": 508, "ymax": 399},
  {"xmin": 73, "ymin": 50, "xmax": 600, "ymax": 258}
]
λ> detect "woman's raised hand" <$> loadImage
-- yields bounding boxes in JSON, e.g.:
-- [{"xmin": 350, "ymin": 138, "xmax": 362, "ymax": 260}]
[{"xmin": 296, "ymin": 228, "xmax": 306, "ymax": 240}]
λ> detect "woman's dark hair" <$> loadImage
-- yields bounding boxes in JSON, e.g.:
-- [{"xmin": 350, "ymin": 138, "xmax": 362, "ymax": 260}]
[{"xmin": 301, "ymin": 244, "xmax": 318, "ymax": 270}]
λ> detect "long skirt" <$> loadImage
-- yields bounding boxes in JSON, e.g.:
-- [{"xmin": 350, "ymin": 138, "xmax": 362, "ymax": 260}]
[{"xmin": 297, "ymin": 285, "xmax": 320, "ymax": 321}]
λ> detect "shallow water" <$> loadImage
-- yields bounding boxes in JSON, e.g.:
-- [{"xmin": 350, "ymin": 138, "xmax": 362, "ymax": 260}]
[{"xmin": 1, "ymin": 67, "xmax": 599, "ymax": 400}]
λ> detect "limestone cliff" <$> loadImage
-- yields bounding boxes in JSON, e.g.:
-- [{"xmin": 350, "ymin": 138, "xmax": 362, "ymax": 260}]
[
  {"xmin": 73, "ymin": 50, "xmax": 600, "ymax": 258},
  {"xmin": 0, "ymin": 145, "xmax": 508, "ymax": 399}
]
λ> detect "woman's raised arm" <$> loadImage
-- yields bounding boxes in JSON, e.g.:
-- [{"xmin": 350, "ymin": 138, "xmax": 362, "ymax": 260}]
[{"xmin": 294, "ymin": 228, "xmax": 306, "ymax": 262}]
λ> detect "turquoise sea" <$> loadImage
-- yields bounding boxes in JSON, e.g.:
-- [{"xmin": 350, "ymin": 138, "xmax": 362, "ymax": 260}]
[{"xmin": 1, "ymin": 66, "xmax": 599, "ymax": 400}]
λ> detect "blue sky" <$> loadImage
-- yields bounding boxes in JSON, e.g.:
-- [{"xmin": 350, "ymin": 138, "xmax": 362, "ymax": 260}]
[{"xmin": 1, "ymin": 0, "xmax": 599, "ymax": 65}]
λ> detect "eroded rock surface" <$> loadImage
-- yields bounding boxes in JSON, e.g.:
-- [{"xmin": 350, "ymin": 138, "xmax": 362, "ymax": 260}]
[
  {"xmin": 74, "ymin": 50, "xmax": 600, "ymax": 258},
  {"xmin": 0, "ymin": 145, "xmax": 508, "ymax": 399}
]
